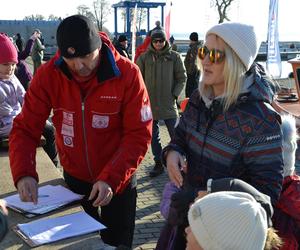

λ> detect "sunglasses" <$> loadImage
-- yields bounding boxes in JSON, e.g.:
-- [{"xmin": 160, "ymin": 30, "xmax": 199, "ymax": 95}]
[
  {"xmin": 198, "ymin": 46, "xmax": 225, "ymax": 63},
  {"xmin": 152, "ymin": 39, "xmax": 165, "ymax": 44}
]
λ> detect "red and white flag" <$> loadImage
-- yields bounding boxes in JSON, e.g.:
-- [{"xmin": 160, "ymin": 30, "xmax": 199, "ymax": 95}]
[{"xmin": 165, "ymin": 0, "xmax": 172, "ymax": 40}]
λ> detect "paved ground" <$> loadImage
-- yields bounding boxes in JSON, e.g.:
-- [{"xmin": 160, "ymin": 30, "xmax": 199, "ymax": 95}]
[{"xmin": 133, "ymin": 125, "xmax": 170, "ymax": 250}]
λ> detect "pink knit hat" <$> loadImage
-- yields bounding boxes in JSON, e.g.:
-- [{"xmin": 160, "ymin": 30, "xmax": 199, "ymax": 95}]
[{"xmin": 0, "ymin": 33, "xmax": 18, "ymax": 64}]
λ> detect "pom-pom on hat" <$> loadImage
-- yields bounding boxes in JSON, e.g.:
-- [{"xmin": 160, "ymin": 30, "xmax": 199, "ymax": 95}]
[
  {"xmin": 56, "ymin": 15, "xmax": 101, "ymax": 58},
  {"xmin": 206, "ymin": 22, "xmax": 260, "ymax": 70},
  {"xmin": 188, "ymin": 191, "xmax": 268, "ymax": 250},
  {"xmin": 151, "ymin": 28, "xmax": 166, "ymax": 41},
  {"xmin": 0, "ymin": 33, "xmax": 18, "ymax": 64},
  {"xmin": 189, "ymin": 32, "xmax": 198, "ymax": 42}
]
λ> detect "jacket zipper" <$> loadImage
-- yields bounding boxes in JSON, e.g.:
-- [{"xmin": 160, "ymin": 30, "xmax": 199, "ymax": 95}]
[{"xmin": 81, "ymin": 100, "xmax": 94, "ymax": 182}]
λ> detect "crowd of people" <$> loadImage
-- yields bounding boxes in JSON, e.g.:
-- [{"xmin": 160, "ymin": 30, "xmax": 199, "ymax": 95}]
[{"xmin": 0, "ymin": 14, "xmax": 299, "ymax": 250}]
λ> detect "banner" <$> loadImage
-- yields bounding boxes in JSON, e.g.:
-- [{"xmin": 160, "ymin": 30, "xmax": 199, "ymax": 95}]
[
  {"xmin": 165, "ymin": 0, "xmax": 172, "ymax": 40},
  {"xmin": 131, "ymin": 4, "xmax": 138, "ymax": 62},
  {"xmin": 266, "ymin": 0, "xmax": 281, "ymax": 78}
]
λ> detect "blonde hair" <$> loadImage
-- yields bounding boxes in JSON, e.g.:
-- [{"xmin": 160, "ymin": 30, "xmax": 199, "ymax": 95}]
[
  {"xmin": 264, "ymin": 228, "xmax": 282, "ymax": 250},
  {"xmin": 199, "ymin": 35, "xmax": 247, "ymax": 111}
]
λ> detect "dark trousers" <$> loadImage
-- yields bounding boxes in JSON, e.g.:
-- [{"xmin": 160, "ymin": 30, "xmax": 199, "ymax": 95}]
[
  {"xmin": 185, "ymin": 71, "xmax": 200, "ymax": 98},
  {"xmin": 63, "ymin": 171, "xmax": 137, "ymax": 248},
  {"xmin": 152, "ymin": 119, "xmax": 177, "ymax": 163},
  {"xmin": 42, "ymin": 120, "xmax": 58, "ymax": 166}
]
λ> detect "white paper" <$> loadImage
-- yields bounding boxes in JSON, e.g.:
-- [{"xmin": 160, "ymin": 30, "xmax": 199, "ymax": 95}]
[
  {"xmin": 4, "ymin": 185, "xmax": 84, "ymax": 214},
  {"xmin": 17, "ymin": 211, "xmax": 106, "ymax": 245}
]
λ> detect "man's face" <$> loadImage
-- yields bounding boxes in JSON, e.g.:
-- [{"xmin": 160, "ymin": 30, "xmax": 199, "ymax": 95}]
[
  {"xmin": 152, "ymin": 38, "xmax": 166, "ymax": 51},
  {"xmin": 0, "ymin": 62, "xmax": 16, "ymax": 80},
  {"xmin": 63, "ymin": 49, "xmax": 100, "ymax": 77},
  {"xmin": 120, "ymin": 40, "xmax": 128, "ymax": 48}
]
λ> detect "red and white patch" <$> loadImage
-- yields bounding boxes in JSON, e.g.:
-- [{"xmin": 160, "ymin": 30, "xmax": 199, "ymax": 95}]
[
  {"xmin": 92, "ymin": 115, "xmax": 109, "ymax": 128},
  {"xmin": 63, "ymin": 112, "xmax": 73, "ymax": 126},
  {"xmin": 141, "ymin": 105, "xmax": 152, "ymax": 122},
  {"xmin": 63, "ymin": 135, "xmax": 74, "ymax": 147},
  {"xmin": 61, "ymin": 124, "xmax": 74, "ymax": 137}
]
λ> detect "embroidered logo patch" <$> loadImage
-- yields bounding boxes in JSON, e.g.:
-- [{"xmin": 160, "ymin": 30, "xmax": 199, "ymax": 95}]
[
  {"xmin": 141, "ymin": 105, "xmax": 152, "ymax": 122},
  {"xmin": 63, "ymin": 112, "xmax": 73, "ymax": 126},
  {"xmin": 61, "ymin": 124, "xmax": 74, "ymax": 137},
  {"xmin": 67, "ymin": 47, "xmax": 76, "ymax": 55},
  {"xmin": 63, "ymin": 135, "xmax": 74, "ymax": 147},
  {"xmin": 92, "ymin": 115, "xmax": 109, "ymax": 128}
]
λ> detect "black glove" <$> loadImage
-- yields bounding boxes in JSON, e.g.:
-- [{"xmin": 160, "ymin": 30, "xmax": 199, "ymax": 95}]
[{"xmin": 168, "ymin": 189, "xmax": 196, "ymax": 227}]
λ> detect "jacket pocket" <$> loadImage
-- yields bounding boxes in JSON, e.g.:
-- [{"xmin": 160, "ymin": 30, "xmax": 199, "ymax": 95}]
[{"xmin": 89, "ymin": 100, "xmax": 122, "ymax": 132}]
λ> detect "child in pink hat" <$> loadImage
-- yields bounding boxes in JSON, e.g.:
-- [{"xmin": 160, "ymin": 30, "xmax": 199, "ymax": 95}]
[
  {"xmin": 0, "ymin": 33, "xmax": 58, "ymax": 166},
  {"xmin": 0, "ymin": 33, "xmax": 24, "ymax": 137}
]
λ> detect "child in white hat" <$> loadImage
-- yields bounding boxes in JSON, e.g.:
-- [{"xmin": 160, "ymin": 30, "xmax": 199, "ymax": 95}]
[{"xmin": 186, "ymin": 191, "xmax": 282, "ymax": 250}]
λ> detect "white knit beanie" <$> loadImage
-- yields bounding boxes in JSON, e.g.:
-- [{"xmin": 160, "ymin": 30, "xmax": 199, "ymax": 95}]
[
  {"xmin": 206, "ymin": 22, "xmax": 260, "ymax": 70},
  {"xmin": 281, "ymin": 115, "xmax": 298, "ymax": 177},
  {"xmin": 188, "ymin": 191, "xmax": 267, "ymax": 250}
]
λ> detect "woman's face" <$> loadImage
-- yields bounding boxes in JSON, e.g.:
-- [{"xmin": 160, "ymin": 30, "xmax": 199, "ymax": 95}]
[
  {"xmin": 0, "ymin": 62, "xmax": 16, "ymax": 80},
  {"xmin": 185, "ymin": 226, "xmax": 203, "ymax": 250},
  {"xmin": 200, "ymin": 34, "xmax": 226, "ymax": 97}
]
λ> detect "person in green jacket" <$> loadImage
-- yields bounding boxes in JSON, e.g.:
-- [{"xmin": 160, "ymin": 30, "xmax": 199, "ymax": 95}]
[
  {"xmin": 31, "ymin": 29, "xmax": 45, "ymax": 75},
  {"xmin": 136, "ymin": 28, "xmax": 186, "ymax": 177}
]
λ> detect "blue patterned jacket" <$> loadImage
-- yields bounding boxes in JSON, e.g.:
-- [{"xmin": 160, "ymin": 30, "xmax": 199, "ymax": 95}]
[{"xmin": 164, "ymin": 63, "xmax": 284, "ymax": 204}]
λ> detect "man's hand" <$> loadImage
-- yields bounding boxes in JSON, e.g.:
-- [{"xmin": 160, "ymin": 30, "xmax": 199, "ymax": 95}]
[
  {"xmin": 16, "ymin": 176, "xmax": 38, "ymax": 204},
  {"xmin": 166, "ymin": 150, "xmax": 187, "ymax": 188},
  {"xmin": 89, "ymin": 181, "xmax": 113, "ymax": 207}
]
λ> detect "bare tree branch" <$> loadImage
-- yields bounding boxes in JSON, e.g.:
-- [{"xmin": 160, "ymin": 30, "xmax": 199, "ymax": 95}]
[{"xmin": 213, "ymin": 0, "xmax": 235, "ymax": 23}]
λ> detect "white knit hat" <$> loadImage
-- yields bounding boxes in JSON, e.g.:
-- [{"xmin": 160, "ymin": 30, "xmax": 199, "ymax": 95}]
[
  {"xmin": 281, "ymin": 115, "xmax": 298, "ymax": 177},
  {"xmin": 206, "ymin": 22, "xmax": 260, "ymax": 70},
  {"xmin": 188, "ymin": 191, "xmax": 267, "ymax": 250}
]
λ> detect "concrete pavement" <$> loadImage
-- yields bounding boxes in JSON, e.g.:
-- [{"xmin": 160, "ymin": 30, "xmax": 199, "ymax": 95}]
[{"xmin": 133, "ymin": 124, "xmax": 170, "ymax": 250}]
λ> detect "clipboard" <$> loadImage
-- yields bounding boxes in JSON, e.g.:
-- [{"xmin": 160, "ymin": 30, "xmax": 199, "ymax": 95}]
[
  {"xmin": 11, "ymin": 211, "xmax": 106, "ymax": 247},
  {"xmin": 12, "ymin": 225, "xmax": 37, "ymax": 247},
  {"xmin": 4, "ymin": 185, "xmax": 84, "ymax": 217},
  {"xmin": 8, "ymin": 199, "xmax": 81, "ymax": 218}
]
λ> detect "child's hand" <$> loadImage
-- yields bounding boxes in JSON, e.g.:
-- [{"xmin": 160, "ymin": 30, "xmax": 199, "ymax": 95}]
[
  {"xmin": 0, "ymin": 199, "xmax": 8, "ymax": 215},
  {"xmin": 195, "ymin": 191, "xmax": 208, "ymax": 201}
]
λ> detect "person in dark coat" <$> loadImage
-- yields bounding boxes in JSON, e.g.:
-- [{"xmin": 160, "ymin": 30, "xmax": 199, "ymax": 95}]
[
  {"xmin": 15, "ymin": 33, "xmax": 24, "ymax": 52},
  {"xmin": 115, "ymin": 35, "xmax": 131, "ymax": 59},
  {"xmin": 15, "ymin": 31, "xmax": 39, "ymax": 90},
  {"xmin": 184, "ymin": 32, "xmax": 202, "ymax": 97},
  {"xmin": 161, "ymin": 21, "xmax": 283, "ymax": 249}
]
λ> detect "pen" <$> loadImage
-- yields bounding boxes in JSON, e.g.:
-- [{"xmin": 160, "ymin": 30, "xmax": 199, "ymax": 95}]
[{"xmin": 38, "ymin": 195, "xmax": 49, "ymax": 198}]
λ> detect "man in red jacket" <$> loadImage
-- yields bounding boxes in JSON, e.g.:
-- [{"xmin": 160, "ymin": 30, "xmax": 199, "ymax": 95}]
[{"xmin": 9, "ymin": 15, "xmax": 152, "ymax": 248}]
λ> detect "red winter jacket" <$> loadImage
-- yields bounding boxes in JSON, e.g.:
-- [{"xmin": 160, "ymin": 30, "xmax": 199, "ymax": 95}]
[
  {"xmin": 272, "ymin": 175, "xmax": 300, "ymax": 250},
  {"xmin": 134, "ymin": 36, "xmax": 151, "ymax": 63},
  {"xmin": 9, "ymin": 32, "xmax": 152, "ymax": 194}
]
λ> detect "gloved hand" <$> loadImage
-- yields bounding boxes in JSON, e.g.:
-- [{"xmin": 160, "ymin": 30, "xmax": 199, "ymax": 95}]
[{"xmin": 167, "ymin": 189, "xmax": 196, "ymax": 227}]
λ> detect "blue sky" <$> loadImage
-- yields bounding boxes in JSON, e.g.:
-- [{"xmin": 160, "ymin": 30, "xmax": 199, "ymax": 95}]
[{"xmin": 1, "ymin": 0, "xmax": 299, "ymax": 41}]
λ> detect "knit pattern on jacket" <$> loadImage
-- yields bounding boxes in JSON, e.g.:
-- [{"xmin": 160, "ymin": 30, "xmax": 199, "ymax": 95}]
[{"xmin": 164, "ymin": 63, "xmax": 283, "ymax": 204}]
